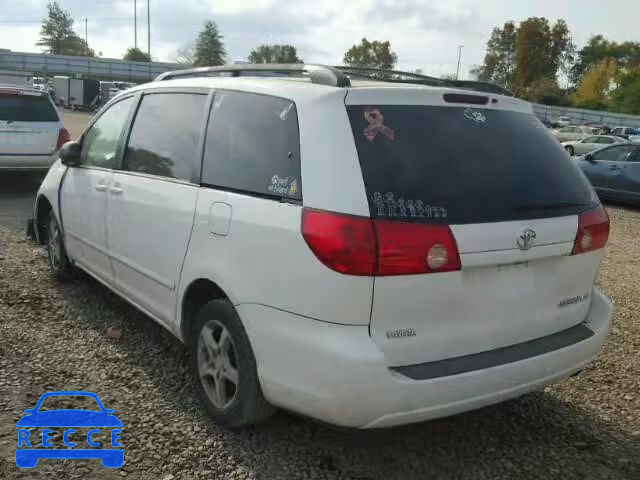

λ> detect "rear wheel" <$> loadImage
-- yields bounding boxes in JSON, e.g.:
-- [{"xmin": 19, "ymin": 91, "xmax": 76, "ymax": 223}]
[
  {"xmin": 190, "ymin": 299, "xmax": 274, "ymax": 428},
  {"xmin": 565, "ymin": 145, "xmax": 574, "ymax": 156},
  {"xmin": 46, "ymin": 211, "xmax": 73, "ymax": 281}
]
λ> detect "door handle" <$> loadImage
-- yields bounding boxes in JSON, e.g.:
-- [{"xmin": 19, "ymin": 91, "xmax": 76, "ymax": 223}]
[
  {"xmin": 95, "ymin": 184, "xmax": 108, "ymax": 191},
  {"xmin": 608, "ymin": 165, "xmax": 621, "ymax": 170}
]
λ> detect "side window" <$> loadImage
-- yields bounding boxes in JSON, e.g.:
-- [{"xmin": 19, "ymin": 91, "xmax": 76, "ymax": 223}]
[
  {"xmin": 123, "ymin": 93, "xmax": 207, "ymax": 181},
  {"xmin": 560, "ymin": 127, "xmax": 571, "ymax": 133},
  {"xmin": 202, "ymin": 90, "xmax": 301, "ymax": 200},
  {"xmin": 596, "ymin": 137, "xmax": 614, "ymax": 144},
  {"xmin": 592, "ymin": 145, "xmax": 635, "ymax": 162},
  {"xmin": 582, "ymin": 136, "xmax": 598, "ymax": 143},
  {"xmin": 80, "ymin": 97, "xmax": 134, "ymax": 168},
  {"xmin": 628, "ymin": 147, "xmax": 640, "ymax": 163}
]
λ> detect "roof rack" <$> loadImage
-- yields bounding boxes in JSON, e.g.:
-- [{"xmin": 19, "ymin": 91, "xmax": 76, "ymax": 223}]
[
  {"xmin": 154, "ymin": 64, "xmax": 351, "ymax": 87},
  {"xmin": 335, "ymin": 66, "xmax": 514, "ymax": 96}
]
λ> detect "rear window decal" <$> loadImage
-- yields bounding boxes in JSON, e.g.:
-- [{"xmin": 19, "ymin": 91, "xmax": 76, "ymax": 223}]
[
  {"xmin": 371, "ymin": 193, "xmax": 447, "ymax": 219},
  {"xmin": 363, "ymin": 107, "xmax": 395, "ymax": 142},
  {"xmin": 279, "ymin": 102, "xmax": 294, "ymax": 120},
  {"xmin": 464, "ymin": 108, "xmax": 486, "ymax": 124},
  {"xmin": 268, "ymin": 174, "xmax": 297, "ymax": 196}
]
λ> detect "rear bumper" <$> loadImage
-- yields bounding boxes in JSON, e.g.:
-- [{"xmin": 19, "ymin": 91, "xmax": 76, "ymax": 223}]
[
  {"xmin": 0, "ymin": 154, "xmax": 56, "ymax": 171},
  {"xmin": 238, "ymin": 288, "xmax": 612, "ymax": 429}
]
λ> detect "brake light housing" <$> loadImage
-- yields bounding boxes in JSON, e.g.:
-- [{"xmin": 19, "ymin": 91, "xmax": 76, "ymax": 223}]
[
  {"xmin": 572, "ymin": 205, "xmax": 609, "ymax": 255},
  {"xmin": 301, "ymin": 208, "xmax": 461, "ymax": 276},
  {"xmin": 56, "ymin": 128, "xmax": 71, "ymax": 150}
]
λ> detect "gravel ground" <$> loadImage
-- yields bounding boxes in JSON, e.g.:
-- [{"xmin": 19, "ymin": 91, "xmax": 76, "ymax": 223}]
[{"xmin": 1, "ymin": 206, "xmax": 639, "ymax": 479}]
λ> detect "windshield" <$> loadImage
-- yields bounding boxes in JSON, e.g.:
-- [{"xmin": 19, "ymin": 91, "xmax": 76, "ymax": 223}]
[
  {"xmin": 38, "ymin": 395, "xmax": 101, "ymax": 412},
  {"xmin": 0, "ymin": 93, "xmax": 58, "ymax": 122},
  {"xmin": 347, "ymin": 105, "xmax": 596, "ymax": 224}
]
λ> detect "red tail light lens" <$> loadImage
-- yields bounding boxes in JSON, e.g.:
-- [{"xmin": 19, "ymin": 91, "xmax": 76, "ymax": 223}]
[
  {"xmin": 302, "ymin": 209, "xmax": 377, "ymax": 276},
  {"xmin": 56, "ymin": 128, "xmax": 71, "ymax": 150},
  {"xmin": 301, "ymin": 208, "xmax": 461, "ymax": 276},
  {"xmin": 572, "ymin": 205, "xmax": 609, "ymax": 255},
  {"xmin": 375, "ymin": 220, "xmax": 461, "ymax": 275}
]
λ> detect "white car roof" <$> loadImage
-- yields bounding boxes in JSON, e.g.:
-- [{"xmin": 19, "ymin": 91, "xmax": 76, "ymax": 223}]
[{"xmin": 124, "ymin": 76, "xmax": 532, "ymax": 114}]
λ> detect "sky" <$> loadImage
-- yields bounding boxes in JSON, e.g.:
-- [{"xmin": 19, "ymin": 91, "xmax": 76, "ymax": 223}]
[{"xmin": 1, "ymin": 0, "xmax": 639, "ymax": 79}]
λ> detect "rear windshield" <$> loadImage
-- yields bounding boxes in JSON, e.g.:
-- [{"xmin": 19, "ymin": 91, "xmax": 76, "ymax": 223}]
[
  {"xmin": 0, "ymin": 93, "xmax": 58, "ymax": 122},
  {"xmin": 346, "ymin": 105, "xmax": 596, "ymax": 224}
]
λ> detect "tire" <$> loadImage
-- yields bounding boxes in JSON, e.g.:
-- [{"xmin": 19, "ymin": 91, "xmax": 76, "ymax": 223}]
[
  {"xmin": 46, "ymin": 211, "xmax": 73, "ymax": 281},
  {"xmin": 565, "ymin": 145, "xmax": 574, "ymax": 156},
  {"xmin": 190, "ymin": 299, "xmax": 274, "ymax": 428}
]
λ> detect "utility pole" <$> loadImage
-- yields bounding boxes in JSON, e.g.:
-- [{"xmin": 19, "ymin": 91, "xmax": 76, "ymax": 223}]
[
  {"xmin": 84, "ymin": 18, "xmax": 88, "ymax": 46},
  {"xmin": 455, "ymin": 45, "xmax": 463, "ymax": 80},
  {"xmin": 147, "ymin": 0, "xmax": 151, "ymax": 59},
  {"xmin": 134, "ymin": 0, "xmax": 137, "ymax": 49}
]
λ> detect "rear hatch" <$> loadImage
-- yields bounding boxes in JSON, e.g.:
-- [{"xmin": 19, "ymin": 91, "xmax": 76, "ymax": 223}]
[
  {"xmin": 345, "ymin": 89, "xmax": 607, "ymax": 367},
  {"xmin": 0, "ymin": 89, "xmax": 60, "ymax": 155}
]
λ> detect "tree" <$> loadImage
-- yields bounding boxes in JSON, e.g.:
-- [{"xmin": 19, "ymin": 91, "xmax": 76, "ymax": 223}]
[
  {"xmin": 248, "ymin": 44, "xmax": 302, "ymax": 64},
  {"xmin": 571, "ymin": 36, "xmax": 640, "ymax": 85},
  {"xmin": 37, "ymin": 1, "xmax": 94, "ymax": 56},
  {"xmin": 523, "ymin": 77, "xmax": 570, "ymax": 105},
  {"xmin": 515, "ymin": 17, "xmax": 571, "ymax": 91},
  {"xmin": 571, "ymin": 58, "xmax": 618, "ymax": 110},
  {"xmin": 473, "ymin": 22, "xmax": 517, "ymax": 89},
  {"xmin": 175, "ymin": 44, "xmax": 195, "ymax": 64},
  {"xmin": 343, "ymin": 38, "xmax": 397, "ymax": 70},
  {"xmin": 194, "ymin": 21, "xmax": 226, "ymax": 67},
  {"xmin": 609, "ymin": 67, "xmax": 640, "ymax": 114},
  {"xmin": 123, "ymin": 47, "xmax": 151, "ymax": 62}
]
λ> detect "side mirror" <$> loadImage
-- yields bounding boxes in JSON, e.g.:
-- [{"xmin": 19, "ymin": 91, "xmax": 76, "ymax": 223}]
[
  {"xmin": 585, "ymin": 153, "xmax": 596, "ymax": 163},
  {"xmin": 59, "ymin": 141, "xmax": 82, "ymax": 167}
]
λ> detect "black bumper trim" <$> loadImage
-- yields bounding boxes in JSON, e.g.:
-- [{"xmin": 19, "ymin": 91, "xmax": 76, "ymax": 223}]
[{"xmin": 390, "ymin": 323, "xmax": 594, "ymax": 380}]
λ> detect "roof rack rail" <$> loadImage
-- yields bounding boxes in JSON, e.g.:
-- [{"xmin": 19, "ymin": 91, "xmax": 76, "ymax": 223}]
[
  {"xmin": 154, "ymin": 63, "xmax": 351, "ymax": 87},
  {"xmin": 334, "ymin": 66, "xmax": 514, "ymax": 97}
]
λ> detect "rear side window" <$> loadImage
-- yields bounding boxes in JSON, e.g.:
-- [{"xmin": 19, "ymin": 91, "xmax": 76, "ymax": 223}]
[
  {"xmin": 202, "ymin": 90, "xmax": 301, "ymax": 200},
  {"xmin": 346, "ymin": 105, "xmax": 596, "ymax": 224},
  {"xmin": 123, "ymin": 92, "xmax": 206, "ymax": 182},
  {"xmin": 0, "ymin": 93, "xmax": 58, "ymax": 122}
]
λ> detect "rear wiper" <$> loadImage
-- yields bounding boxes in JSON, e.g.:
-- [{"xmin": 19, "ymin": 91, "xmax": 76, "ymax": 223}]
[{"xmin": 512, "ymin": 202, "xmax": 585, "ymax": 212}]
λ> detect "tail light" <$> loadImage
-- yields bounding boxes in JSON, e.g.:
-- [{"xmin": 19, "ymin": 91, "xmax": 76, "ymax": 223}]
[
  {"xmin": 572, "ymin": 205, "xmax": 609, "ymax": 255},
  {"xmin": 302, "ymin": 208, "xmax": 461, "ymax": 276},
  {"xmin": 56, "ymin": 128, "xmax": 71, "ymax": 150},
  {"xmin": 301, "ymin": 209, "xmax": 376, "ymax": 276}
]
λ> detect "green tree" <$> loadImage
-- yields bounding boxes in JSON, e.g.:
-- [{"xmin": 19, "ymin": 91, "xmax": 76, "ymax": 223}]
[
  {"xmin": 37, "ymin": 1, "xmax": 94, "ymax": 56},
  {"xmin": 571, "ymin": 58, "xmax": 618, "ymax": 110},
  {"xmin": 194, "ymin": 20, "xmax": 226, "ymax": 67},
  {"xmin": 248, "ymin": 44, "xmax": 302, "ymax": 64},
  {"xmin": 123, "ymin": 47, "xmax": 151, "ymax": 62},
  {"xmin": 523, "ymin": 77, "xmax": 569, "ymax": 105},
  {"xmin": 343, "ymin": 38, "xmax": 397, "ymax": 70},
  {"xmin": 515, "ymin": 17, "xmax": 571, "ymax": 90},
  {"xmin": 474, "ymin": 21, "xmax": 517, "ymax": 89},
  {"xmin": 609, "ymin": 67, "xmax": 640, "ymax": 114},
  {"xmin": 571, "ymin": 35, "xmax": 640, "ymax": 85}
]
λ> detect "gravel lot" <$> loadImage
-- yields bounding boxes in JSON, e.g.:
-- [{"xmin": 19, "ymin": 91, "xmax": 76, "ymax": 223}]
[{"xmin": 0, "ymin": 206, "xmax": 638, "ymax": 479}]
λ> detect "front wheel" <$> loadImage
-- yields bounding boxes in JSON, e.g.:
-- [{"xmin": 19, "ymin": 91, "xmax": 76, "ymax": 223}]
[
  {"xmin": 46, "ymin": 211, "xmax": 73, "ymax": 281},
  {"xmin": 565, "ymin": 145, "xmax": 575, "ymax": 156},
  {"xmin": 190, "ymin": 299, "xmax": 274, "ymax": 428}
]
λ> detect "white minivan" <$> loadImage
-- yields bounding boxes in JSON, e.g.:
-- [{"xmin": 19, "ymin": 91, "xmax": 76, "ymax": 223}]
[
  {"xmin": 33, "ymin": 65, "xmax": 613, "ymax": 429},
  {"xmin": 0, "ymin": 84, "xmax": 68, "ymax": 172}
]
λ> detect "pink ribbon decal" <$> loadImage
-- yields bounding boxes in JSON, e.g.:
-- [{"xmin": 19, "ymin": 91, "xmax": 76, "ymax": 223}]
[{"xmin": 363, "ymin": 107, "xmax": 395, "ymax": 142}]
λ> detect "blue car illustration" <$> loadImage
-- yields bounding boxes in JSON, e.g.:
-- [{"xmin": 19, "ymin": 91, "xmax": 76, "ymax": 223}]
[{"xmin": 15, "ymin": 391, "xmax": 123, "ymax": 468}]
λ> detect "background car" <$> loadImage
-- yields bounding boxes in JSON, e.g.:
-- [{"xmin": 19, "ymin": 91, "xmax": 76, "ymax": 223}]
[
  {"xmin": 562, "ymin": 135, "xmax": 628, "ymax": 156},
  {"xmin": 0, "ymin": 84, "xmax": 69, "ymax": 173},
  {"xmin": 575, "ymin": 143, "xmax": 640, "ymax": 205},
  {"xmin": 609, "ymin": 126, "xmax": 640, "ymax": 140},
  {"xmin": 551, "ymin": 125, "xmax": 595, "ymax": 142},
  {"xmin": 556, "ymin": 116, "xmax": 571, "ymax": 127}
]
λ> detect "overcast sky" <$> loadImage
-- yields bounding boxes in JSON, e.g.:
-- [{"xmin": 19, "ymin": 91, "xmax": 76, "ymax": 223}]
[{"xmin": 1, "ymin": 0, "xmax": 638, "ymax": 78}]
